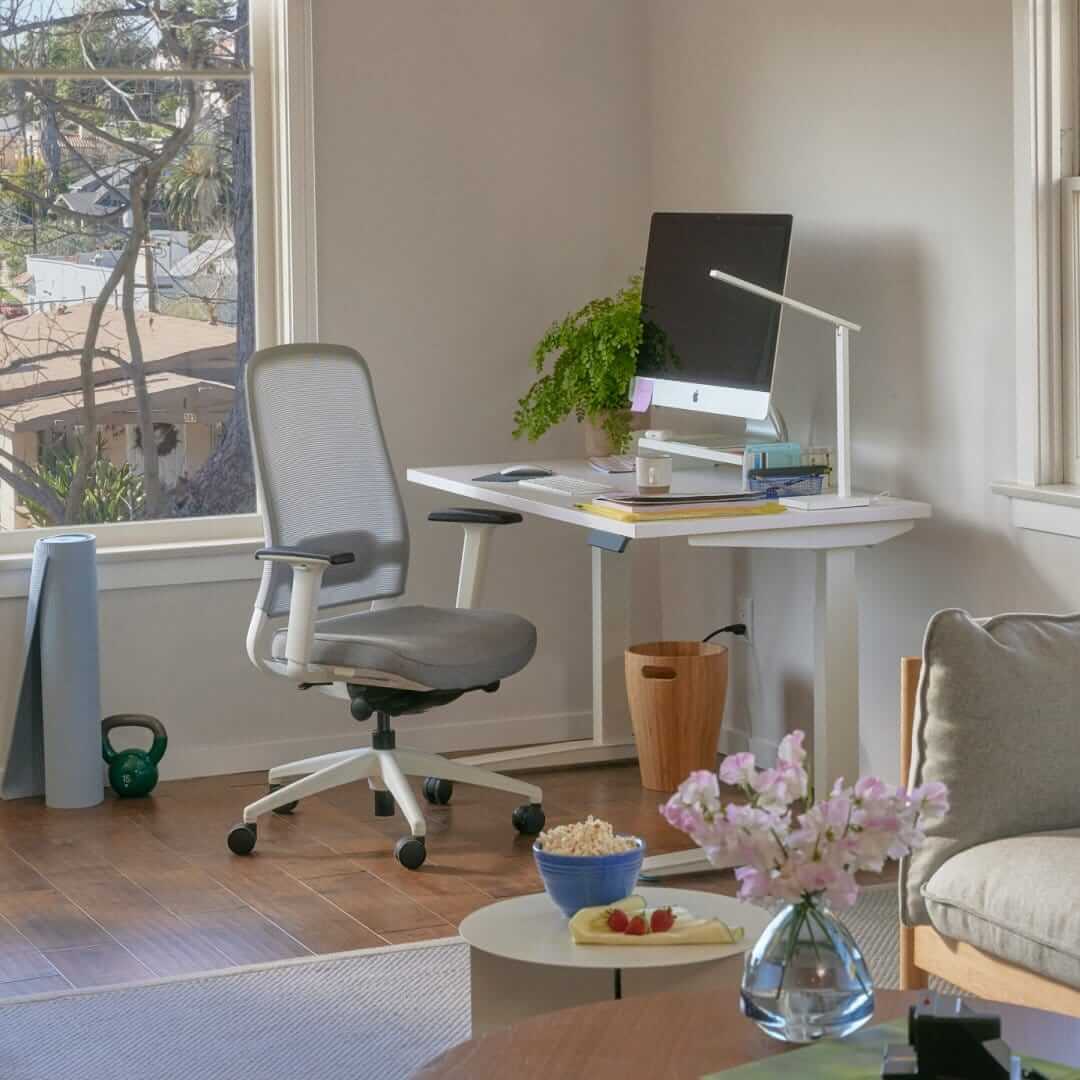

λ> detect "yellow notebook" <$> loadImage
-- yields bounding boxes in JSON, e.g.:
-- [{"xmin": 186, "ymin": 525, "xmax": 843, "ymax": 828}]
[{"xmin": 577, "ymin": 501, "xmax": 787, "ymax": 524}]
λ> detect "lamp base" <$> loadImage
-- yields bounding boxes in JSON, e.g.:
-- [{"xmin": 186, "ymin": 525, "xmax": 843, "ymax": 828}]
[{"xmin": 779, "ymin": 493, "xmax": 872, "ymax": 511}]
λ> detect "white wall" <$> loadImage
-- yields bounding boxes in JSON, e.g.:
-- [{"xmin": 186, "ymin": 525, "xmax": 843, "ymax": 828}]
[{"xmin": 647, "ymin": 0, "xmax": 1080, "ymax": 778}]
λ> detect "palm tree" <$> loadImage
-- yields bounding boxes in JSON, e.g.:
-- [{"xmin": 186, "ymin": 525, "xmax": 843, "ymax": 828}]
[{"xmin": 162, "ymin": 141, "xmax": 232, "ymax": 231}]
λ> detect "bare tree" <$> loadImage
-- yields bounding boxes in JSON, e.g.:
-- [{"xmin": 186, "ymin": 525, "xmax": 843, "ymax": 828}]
[{"xmin": 0, "ymin": 0, "xmax": 250, "ymax": 527}]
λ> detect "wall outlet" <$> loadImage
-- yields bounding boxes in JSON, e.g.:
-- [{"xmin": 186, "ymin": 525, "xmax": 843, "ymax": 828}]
[{"xmin": 736, "ymin": 596, "xmax": 753, "ymax": 643}]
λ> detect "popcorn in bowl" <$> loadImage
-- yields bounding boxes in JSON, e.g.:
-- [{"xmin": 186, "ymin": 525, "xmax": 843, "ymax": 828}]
[{"xmin": 536, "ymin": 815, "xmax": 639, "ymax": 856}]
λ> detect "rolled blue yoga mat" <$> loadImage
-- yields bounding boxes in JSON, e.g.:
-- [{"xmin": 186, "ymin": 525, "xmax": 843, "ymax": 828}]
[{"xmin": 2, "ymin": 533, "xmax": 104, "ymax": 808}]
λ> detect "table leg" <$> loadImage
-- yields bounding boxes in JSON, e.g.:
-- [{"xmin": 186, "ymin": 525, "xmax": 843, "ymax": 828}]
[{"xmin": 814, "ymin": 547, "xmax": 860, "ymax": 791}]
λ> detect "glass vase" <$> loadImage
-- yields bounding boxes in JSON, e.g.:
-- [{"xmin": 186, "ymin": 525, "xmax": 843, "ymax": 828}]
[{"xmin": 740, "ymin": 895, "xmax": 874, "ymax": 1043}]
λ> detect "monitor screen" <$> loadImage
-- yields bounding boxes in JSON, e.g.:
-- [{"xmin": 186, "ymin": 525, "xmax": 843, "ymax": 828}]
[{"xmin": 639, "ymin": 212, "xmax": 793, "ymax": 397}]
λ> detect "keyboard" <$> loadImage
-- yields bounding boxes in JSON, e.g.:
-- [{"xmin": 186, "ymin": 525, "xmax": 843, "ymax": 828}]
[{"xmin": 517, "ymin": 475, "xmax": 614, "ymax": 498}]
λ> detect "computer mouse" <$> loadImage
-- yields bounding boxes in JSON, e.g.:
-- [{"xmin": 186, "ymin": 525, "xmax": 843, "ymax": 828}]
[{"xmin": 499, "ymin": 465, "xmax": 555, "ymax": 478}]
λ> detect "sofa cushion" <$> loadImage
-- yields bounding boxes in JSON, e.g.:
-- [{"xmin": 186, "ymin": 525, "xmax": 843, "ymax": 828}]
[
  {"xmin": 901, "ymin": 609, "xmax": 1080, "ymax": 925},
  {"xmin": 923, "ymin": 829, "xmax": 1080, "ymax": 989}
]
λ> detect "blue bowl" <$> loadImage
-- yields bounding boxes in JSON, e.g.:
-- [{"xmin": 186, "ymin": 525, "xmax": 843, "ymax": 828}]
[{"xmin": 532, "ymin": 837, "xmax": 645, "ymax": 917}]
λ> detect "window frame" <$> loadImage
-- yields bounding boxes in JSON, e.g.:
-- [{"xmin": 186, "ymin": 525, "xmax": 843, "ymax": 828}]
[
  {"xmin": 996, "ymin": 0, "xmax": 1080, "ymax": 534},
  {"xmin": 0, "ymin": 0, "xmax": 317, "ymax": 561}
]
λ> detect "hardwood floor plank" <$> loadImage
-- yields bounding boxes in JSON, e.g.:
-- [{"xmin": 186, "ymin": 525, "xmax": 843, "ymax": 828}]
[
  {"xmin": 117, "ymin": 865, "xmax": 246, "ymax": 916},
  {"xmin": 43, "ymin": 943, "xmax": 153, "ymax": 988},
  {"xmin": 0, "ymin": 889, "xmax": 114, "ymax": 950},
  {"xmin": 112, "ymin": 926, "xmax": 236, "ymax": 977},
  {"xmin": 381, "ymin": 926, "xmax": 459, "ymax": 945},
  {"xmin": 180, "ymin": 908, "xmax": 311, "ymax": 965},
  {"xmin": 0, "ymin": 947, "xmax": 59, "ymax": 984},
  {"xmin": 305, "ymin": 870, "xmax": 450, "ymax": 935}
]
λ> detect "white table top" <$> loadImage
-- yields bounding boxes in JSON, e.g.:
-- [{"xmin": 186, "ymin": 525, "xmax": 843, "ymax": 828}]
[
  {"xmin": 457, "ymin": 887, "xmax": 771, "ymax": 970},
  {"xmin": 407, "ymin": 460, "xmax": 931, "ymax": 541}
]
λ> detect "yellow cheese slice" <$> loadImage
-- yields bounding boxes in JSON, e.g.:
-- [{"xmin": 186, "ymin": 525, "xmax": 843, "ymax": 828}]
[{"xmin": 569, "ymin": 896, "xmax": 744, "ymax": 946}]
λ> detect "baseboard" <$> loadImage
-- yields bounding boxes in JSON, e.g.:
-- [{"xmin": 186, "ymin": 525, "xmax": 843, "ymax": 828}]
[{"xmin": 159, "ymin": 709, "xmax": 593, "ymax": 781}]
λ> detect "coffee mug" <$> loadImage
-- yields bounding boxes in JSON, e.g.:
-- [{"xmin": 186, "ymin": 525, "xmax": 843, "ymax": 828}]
[{"xmin": 636, "ymin": 454, "xmax": 672, "ymax": 494}]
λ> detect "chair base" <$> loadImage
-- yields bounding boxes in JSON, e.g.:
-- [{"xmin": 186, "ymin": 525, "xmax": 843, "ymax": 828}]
[{"xmin": 228, "ymin": 737, "xmax": 545, "ymax": 867}]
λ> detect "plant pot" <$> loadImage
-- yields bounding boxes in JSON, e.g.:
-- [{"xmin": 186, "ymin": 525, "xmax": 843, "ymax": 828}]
[{"xmin": 583, "ymin": 410, "xmax": 652, "ymax": 456}]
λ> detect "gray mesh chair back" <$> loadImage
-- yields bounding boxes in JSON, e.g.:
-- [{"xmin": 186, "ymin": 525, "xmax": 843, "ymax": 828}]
[{"xmin": 246, "ymin": 343, "xmax": 410, "ymax": 617}]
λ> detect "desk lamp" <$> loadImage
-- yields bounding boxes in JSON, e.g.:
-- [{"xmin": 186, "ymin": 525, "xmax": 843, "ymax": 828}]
[{"xmin": 708, "ymin": 268, "xmax": 870, "ymax": 509}]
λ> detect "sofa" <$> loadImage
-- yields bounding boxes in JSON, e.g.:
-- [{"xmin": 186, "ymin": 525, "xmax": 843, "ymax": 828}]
[{"xmin": 899, "ymin": 608, "xmax": 1080, "ymax": 1016}]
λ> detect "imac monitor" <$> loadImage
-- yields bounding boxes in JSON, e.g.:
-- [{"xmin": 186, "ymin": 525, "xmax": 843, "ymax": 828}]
[{"xmin": 639, "ymin": 212, "xmax": 793, "ymax": 420}]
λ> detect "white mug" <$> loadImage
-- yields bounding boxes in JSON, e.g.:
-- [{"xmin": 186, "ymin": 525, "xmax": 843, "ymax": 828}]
[{"xmin": 636, "ymin": 454, "xmax": 672, "ymax": 494}]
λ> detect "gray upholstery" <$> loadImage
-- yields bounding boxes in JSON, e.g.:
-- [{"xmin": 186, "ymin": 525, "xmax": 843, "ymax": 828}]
[
  {"xmin": 272, "ymin": 606, "xmax": 537, "ymax": 691},
  {"xmin": 922, "ymin": 829, "xmax": 1080, "ymax": 989},
  {"xmin": 901, "ymin": 609, "xmax": 1080, "ymax": 926},
  {"xmin": 246, "ymin": 345, "xmax": 409, "ymax": 618}
]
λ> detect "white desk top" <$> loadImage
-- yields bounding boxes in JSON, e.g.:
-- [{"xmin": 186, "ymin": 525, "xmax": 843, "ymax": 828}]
[
  {"xmin": 458, "ymin": 887, "xmax": 769, "ymax": 970},
  {"xmin": 407, "ymin": 460, "xmax": 932, "ymax": 541}
]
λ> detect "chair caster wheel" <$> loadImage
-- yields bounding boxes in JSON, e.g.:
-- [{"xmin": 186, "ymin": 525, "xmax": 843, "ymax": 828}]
[
  {"xmin": 269, "ymin": 784, "xmax": 298, "ymax": 815},
  {"xmin": 373, "ymin": 789, "xmax": 395, "ymax": 817},
  {"xmin": 227, "ymin": 823, "xmax": 257, "ymax": 855},
  {"xmin": 423, "ymin": 777, "xmax": 453, "ymax": 805},
  {"xmin": 394, "ymin": 836, "xmax": 427, "ymax": 870},
  {"xmin": 512, "ymin": 803, "xmax": 545, "ymax": 835}
]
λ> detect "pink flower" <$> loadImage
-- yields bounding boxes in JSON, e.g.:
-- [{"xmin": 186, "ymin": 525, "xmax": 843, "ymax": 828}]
[
  {"xmin": 659, "ymin": 728, "xmax": 948, "ymax": 910},
  {"xmin": 718, "ymin": 752, "xmax": 756, "ymax": 788}
]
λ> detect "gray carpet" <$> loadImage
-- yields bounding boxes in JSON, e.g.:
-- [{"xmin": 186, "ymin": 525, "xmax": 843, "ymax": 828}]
[{"xmin": 0, "ymin": 885, "xmax": 918, "ymax": 1080}]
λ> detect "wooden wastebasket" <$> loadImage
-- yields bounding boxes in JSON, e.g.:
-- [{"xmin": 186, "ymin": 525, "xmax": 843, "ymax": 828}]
[{"xmin": 625, "ymin": 641, "xmax": 728, "ymax": 792}]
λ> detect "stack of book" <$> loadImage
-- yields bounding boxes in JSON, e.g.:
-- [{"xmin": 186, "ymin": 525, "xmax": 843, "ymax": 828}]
[{"xmin": 578, "ymin": 491, "xmax": 785, "ymax": 523}]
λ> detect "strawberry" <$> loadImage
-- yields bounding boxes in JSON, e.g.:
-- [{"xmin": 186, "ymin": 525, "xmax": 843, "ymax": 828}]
[
  {"xmin": 606, "ymin": 908, "xmax": 630, "ymax": 933},
  {"xmin": 625, "ymin": 914, "xmax": 648, "ymax": 936},
  {"xmin": 650, "ymin": 907, "xmax": 675, "ymax": 933}
]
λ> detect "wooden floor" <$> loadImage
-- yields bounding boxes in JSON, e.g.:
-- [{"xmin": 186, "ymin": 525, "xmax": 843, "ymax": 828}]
[{"xmin": 0, "ymin": 761, "xmax": 749, "ymax": 996}]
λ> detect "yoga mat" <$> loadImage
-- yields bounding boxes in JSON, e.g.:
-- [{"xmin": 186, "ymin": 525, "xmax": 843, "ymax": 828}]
[{"xmin": 2, "ymin": 533, "xmax": 103, "ymax": 808}]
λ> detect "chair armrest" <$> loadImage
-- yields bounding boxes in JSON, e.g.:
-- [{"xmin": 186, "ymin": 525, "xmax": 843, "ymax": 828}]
[
  {"xmin": 427, "ymin": 508, "xmax": 522, "ymax": 607},
  {"xmin": 428, "ymin": 507, "xmax": 523, "ymax": 526},
  {"xmin": 253, "ymin": 547, "xmax": 353, "ymax": 676},
  {"xmin": 255, "ymin": 546, "xmax": 356, "ymax": 566}
]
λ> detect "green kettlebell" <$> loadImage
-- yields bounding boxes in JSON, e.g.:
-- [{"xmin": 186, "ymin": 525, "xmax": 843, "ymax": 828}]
[{"xmin": 102, "ymin": 714, "xmax": 168, "ymax": 798}]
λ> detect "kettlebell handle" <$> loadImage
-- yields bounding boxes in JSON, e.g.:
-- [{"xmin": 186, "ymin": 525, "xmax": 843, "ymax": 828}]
[{"xmin": 101, "ymin": 714, "xmax": 168, "ymax": 765}]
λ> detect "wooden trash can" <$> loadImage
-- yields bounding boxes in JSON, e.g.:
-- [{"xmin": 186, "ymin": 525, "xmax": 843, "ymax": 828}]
[{"xmin": 625, "ymin": 641, "xmax": 728, "ymax": 792}]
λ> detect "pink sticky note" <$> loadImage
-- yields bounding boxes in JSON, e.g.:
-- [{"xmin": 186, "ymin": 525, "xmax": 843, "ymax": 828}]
[{"xmin": 630, "ymin": 377, "xmax": 654, "ymax": 413}]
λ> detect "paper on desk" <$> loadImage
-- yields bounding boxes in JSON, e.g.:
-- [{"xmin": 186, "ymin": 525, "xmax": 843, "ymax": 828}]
[{"xmin": 630, "ymin": 377, "xmax": 653, "ymax": 413}]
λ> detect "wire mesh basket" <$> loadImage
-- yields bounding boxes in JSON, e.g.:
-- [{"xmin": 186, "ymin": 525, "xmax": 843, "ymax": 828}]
[{"xmin": 747, "ymin": 471, "xmax": 826, "ymax": 499}]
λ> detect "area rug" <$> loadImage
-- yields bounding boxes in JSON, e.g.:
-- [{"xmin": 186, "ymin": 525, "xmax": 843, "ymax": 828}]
[{"xmin": 0, "ymin": 885, "xmax": 919, "ymax": 1080}]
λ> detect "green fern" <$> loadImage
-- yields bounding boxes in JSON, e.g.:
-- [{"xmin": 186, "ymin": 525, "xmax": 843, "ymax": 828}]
[{"xmin": 513, "ymin": 276, "xmax": 648, "ymax": 453}]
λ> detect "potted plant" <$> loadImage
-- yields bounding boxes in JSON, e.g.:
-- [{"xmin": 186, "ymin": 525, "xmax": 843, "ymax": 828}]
[{"xmin": 513, "ymin": 275, "xmax": 670, "ymax": 455}]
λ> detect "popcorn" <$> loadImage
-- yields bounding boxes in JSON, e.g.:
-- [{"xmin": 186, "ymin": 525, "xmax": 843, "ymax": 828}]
[{"xmin": 537, "ymin": 815, "xmax": 638, "ymax": 856}]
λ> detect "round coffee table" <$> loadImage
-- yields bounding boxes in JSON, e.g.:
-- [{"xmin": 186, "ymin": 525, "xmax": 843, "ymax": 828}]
[
  {"xmin": 458, "ymin": 886, "xmax": 771, "ymax": 1036},
  {"xmin": 417, "ymin": 989, "xmax": 1080, "ymax": 1079}
]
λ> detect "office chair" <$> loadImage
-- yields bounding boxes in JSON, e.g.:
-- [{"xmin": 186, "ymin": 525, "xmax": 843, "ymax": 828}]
[{"xmin": 228, "ymin": 343, "xmax": 544, "ymax": 869}]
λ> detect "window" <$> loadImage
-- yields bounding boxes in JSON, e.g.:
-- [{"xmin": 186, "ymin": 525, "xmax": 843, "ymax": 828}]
[
  {"xmin": 994, "ymin": 0, "xmax": 1080, "ymax": 534},
  {"xmin": 0, "ymin": 0, "xmax": 314, "ymax": 556}
]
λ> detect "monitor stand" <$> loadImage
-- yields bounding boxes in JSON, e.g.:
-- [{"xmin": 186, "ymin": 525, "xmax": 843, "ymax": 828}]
[{"xmin": 637, "ymin": 403, "xmax": 789, "ymax": 466}]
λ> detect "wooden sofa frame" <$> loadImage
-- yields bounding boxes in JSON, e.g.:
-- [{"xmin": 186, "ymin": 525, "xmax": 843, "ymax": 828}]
[{"xmin": 898, "ymin": 655, "xmax": 1080, "ymax": 1016}]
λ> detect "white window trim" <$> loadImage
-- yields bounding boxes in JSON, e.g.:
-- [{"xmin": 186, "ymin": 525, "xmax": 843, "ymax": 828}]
[
  {"xmin": 997, "ymin": 0, "xmax": 1080, "ymax": 533},
  {"xmin": 0, "ymin": 0, "xmax": 318, "ymax": 587}
]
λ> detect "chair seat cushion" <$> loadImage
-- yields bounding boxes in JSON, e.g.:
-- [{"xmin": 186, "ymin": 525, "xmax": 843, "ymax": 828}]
[
  {"xmin": 272, "ymin": 605, "xmax": 537, "ymax": 690},
  {"xmin": 923, "ymin": 828, "xmax": 1080, "ymax": 989}
]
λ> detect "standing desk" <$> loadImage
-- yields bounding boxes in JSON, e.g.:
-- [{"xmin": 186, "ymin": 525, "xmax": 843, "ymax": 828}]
[{"xmin": 407, "ymin": 460, "xmax": 930, "ymax": 878}]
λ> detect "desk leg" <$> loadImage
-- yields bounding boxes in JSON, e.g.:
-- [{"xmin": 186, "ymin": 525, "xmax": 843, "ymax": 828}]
[
  {"xmin": 453, "ymin": 537, "xmax": 637, "ymax": 773},
  {"xmin": 591, "ymin": 542, "xmax": 635, "ymax": 748},
  {"xmin": 641, "ymin": 545, "xmax": 863, "ymax": 881},
  {"xmin": 814, "ymin": 547, "xmax": 860, "ymax": 791}
]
